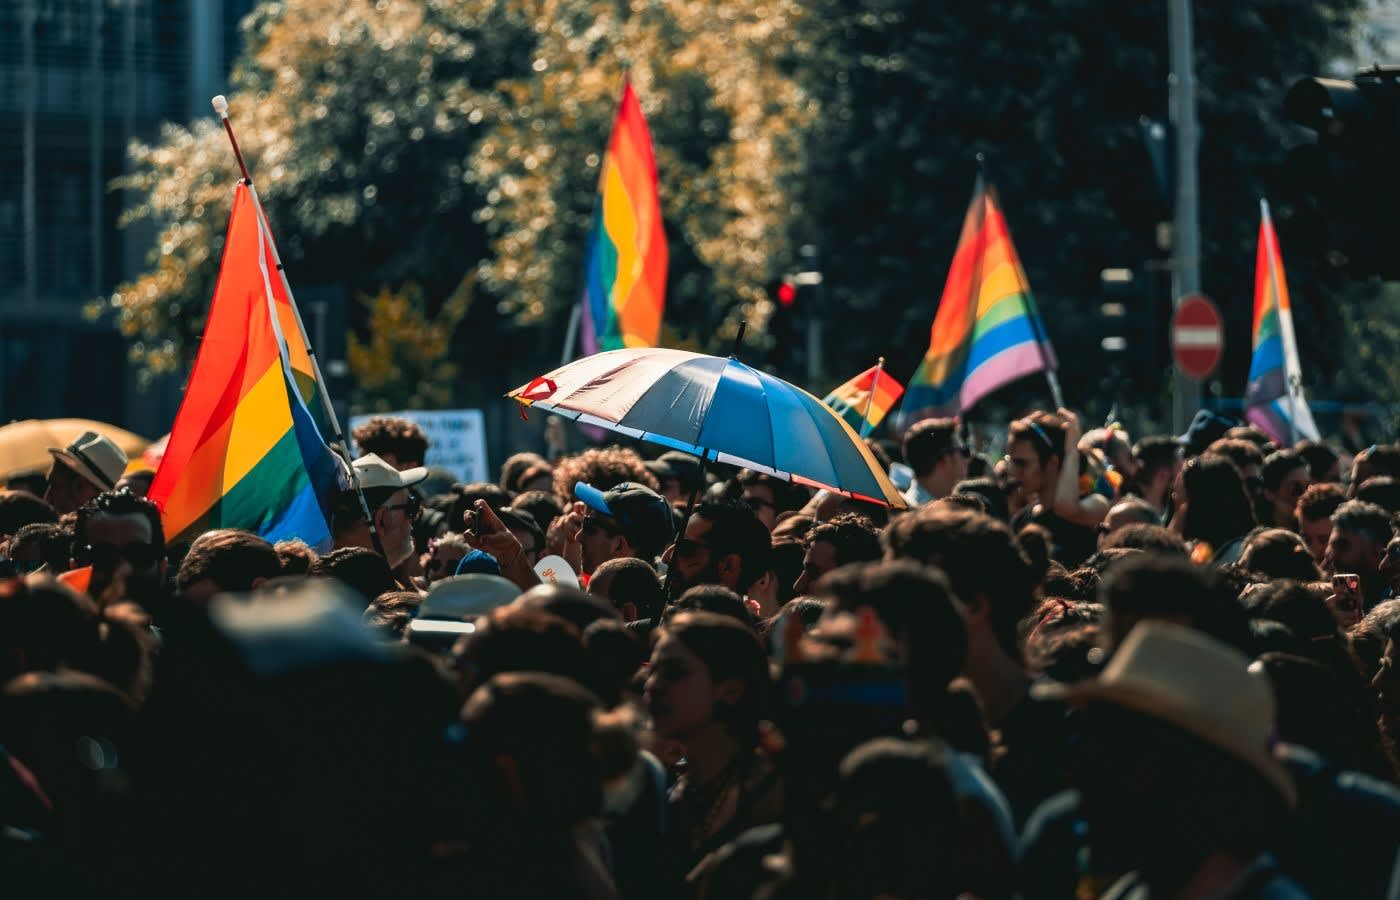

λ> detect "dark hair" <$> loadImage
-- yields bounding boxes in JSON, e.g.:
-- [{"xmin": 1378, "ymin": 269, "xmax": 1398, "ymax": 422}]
[
  {"xmin": 456, "ymin": 606, "xmax": 589, "ymax": 690},
  {"xmin": 499, "ymin": 452, "xmax": 550, "ymax": 494},
  {"xmin": 0, "ymin": 491, "xmax": 57, "ymax": 536},
  {"xmin": 806, "ymin": 513, "xmax": 883, "ymax": 568},
  {"xmin": 74, "ymin": 489, "xmax": 165, "ymax": 558},
  {"xmin": 1238, "ymin": 529, "xmax": 1322, "ymax": 582},
  {"xmin": 769, "ymin": 538, "xmax": 807, "ymax": 608},
  {"xmin": 1261, "ymin": 449, "xmax": 1308, "ymax": 491},
  {"xmin": 496, "ymin": 507, "xmax": 545, "ymax": 552},
  {"xmin": 1099, "ymin": 554, "xmax": 1252, "ymax": 654},
  {"xmin": 695, "ymin": 498, "xmax": 773, "ymax": 592},
  {"xmin": 0, "ymin": 577, "xmax": 99, "ymax": 683},
  {"xmin": 952, "ymin": 477, "xmax": 1009, "ymax": 521},
  {"xmin": 362, "ymin": 590, "xmax": 422, "ymax": 639},
  {"xmin": 310, "ymin": 547, "xmax": 399, "ymax": 601},
  {"xmin": 1100, "ymin": 523, "xmax": 1187, "ymax": 556},
  {"xmin": 1027, "ymin": 620, "xmax": 1105, "ymax": 683},
  {"xmin": 1295, "ymin": 440, "xmax": 1339, "ymax": 482},
  {"xmin": 1331, "ymin": 499, "xmax": 1393, "ymax": 546},
  {"xmin": 1204, "ymin": 438, "xmax": 1265, "ymax": 474},
  {"xmin": 1132, "ymin": 436, "xmax": 1181, "ymax": 478},
  {"xmin": 351, "ymin": 416, "xmax": 429, "ymax": 466},
  {"xmin": 668, "ymin": 584, "xmax": 754, "ymax": 627},
  {"xmin": 1224, "ymin": 424, "xmax": 1275, "ymax": 450},
  {"xmin": 552, "ymin": 446, "xmax": 658, "ymax": 500},
  {"xmin": 937, "ymin": 493, "xmax": 988, "ymax": 515},
  {"xmin": 514, "ymin": 584, "xmax": 622, "ymax": 632},
  {"xmin": 590, "ymin": 557, "xmax": 665, "ymax": 621},
  {"xmin": 1358, "ymin": 444, "xmax": 1400, "ymax": 479},
  {"xmin": 8, "ymin": 523, "xmax": 72, "ymax": 573},
  {"xmin": 736, "ymin": 469, "xmax": 810, "ymax": 516},
  {"xmin": 175, "ymin": 529, "xmax": 283, "ymax": 595},
  {"xmin": 511, "ymin": 490, "xmax": 565, "ymax": 532},
  {"xmin": 331, "ymin": 485, "xmax": 398, "ymax": 536},
  {"xmin": 273, "ymin": 539, "xmax": 319, "ymax": 576},
  {"xmin": 448, "ymin": 483, "xmax": 512, "ymax": 532},
  {"xmin": 1008, "ymin": 411, "xmax": 1066, "ymax": 465},
  {"xmin": 903, "ymin": 418, "xmax": 960, "ymax": 478},
  {"xmin": 1254, "ymin": 652, "xmax": 1386, "ymax": 775},
  {"xmin": 1296, "ymin": 482, "xmax": 1345, "ymax": 523},
  {"xmin": 1356, "ymin": 476, "xmax": 1400, "ymax": 514},
  {"xmin": 661, "ymin": 611, "xmax": 769, "ymax": 744},
  {"xmin": 1181, "ymin": 455, "xmax": 1257, "ymax": 547},
  {"xmin": 884, "ymin": 508, "xmax": 1035, "ymax": 660}
]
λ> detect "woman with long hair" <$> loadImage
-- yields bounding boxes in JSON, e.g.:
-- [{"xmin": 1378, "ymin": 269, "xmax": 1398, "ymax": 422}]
[{"xmin": 1174, "ymin": 454, "xmax": 1258, "ymax": 565}]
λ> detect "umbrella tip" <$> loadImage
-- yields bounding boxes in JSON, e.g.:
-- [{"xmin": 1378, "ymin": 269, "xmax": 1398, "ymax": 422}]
[{"xmin": 731, "ymin": 321, "xmax": 748, "ymax": 359}]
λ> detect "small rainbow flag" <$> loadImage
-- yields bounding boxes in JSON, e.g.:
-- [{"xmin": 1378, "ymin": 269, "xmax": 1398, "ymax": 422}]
[
  {"xmin": 1245, "ymin": 199, "xmax": 1319, "ymax": 444},
  {"xmin": 900, "ymin": 175, "xmax": 1056, "ymax": 420},
  {"xmin": 823, "ymin": 360, "xmax": 905, "ymax": 437},
  {"xmin": 579, "ymin": 78, "xmax": 668, "ymax": 353},
  {"xmin": 148, "ymin": 183, "xmax": 344, "ymax": 550}
]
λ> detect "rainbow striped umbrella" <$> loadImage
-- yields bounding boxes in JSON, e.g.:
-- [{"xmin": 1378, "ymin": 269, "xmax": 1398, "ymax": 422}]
[{"xmin": 510, "ymin": 348, "xmax": 906, "ymax": 508}]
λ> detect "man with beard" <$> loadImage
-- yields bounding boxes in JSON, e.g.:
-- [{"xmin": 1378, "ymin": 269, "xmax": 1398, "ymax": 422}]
[{"xmin": 663, "ymin": 498, "xmax": 771, "ymax": 601}]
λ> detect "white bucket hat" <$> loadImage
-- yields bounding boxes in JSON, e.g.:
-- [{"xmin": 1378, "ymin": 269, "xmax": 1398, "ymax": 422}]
[{"xmin": 49, "ymin": 430, "xmax": 128, "ymax": 492}]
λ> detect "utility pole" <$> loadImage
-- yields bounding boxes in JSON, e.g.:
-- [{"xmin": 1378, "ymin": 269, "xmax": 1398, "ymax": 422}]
[
  {"xmin": 90, "ymin": 0, "xmax": 105, "ymax": 298},
  {"xmin": 1168, "ymin": 0, "xmax": 1202, "ymax": 432},
  {"xmin": 795, "ymin": 244, "xmax": 824, "ymax": 387},
  {"xmin": 22, "ymin": 0, "xmax": 37, "ymax": 308}
]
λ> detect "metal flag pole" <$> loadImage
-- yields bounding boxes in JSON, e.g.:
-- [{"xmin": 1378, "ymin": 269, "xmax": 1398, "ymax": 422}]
[
  {"xmin": 211, "ymin": 94, "xmax": 385, "ymax": 557},
  {"xmin": 858, "ymin": 357, "xmax": 885, "ymax": 438}
]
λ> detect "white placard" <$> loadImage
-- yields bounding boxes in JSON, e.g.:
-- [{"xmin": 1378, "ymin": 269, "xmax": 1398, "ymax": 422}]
[{"xmin": 349, "ymin": 409, "xmax": 489, "ymax": 483}]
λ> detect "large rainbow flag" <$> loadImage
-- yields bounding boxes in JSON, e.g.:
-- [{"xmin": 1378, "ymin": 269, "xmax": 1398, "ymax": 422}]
[
  {"xmin": 579, "ymin": 78, "xmax": 668, "ymax": 353},
  {"xmin": 823, "ymin": 361, "xmax": 905, "ymax": 437},
  {"xmin": 148, "ymin": 183, "xmax": 344, "ymax": 550},
  {"xmin": 900, "ymin": 175, "xmax": 1056, "ymax": 419},
  {"xmin": 1245, "ymin": 199, "xmax": 1319, "ymax": 443}
]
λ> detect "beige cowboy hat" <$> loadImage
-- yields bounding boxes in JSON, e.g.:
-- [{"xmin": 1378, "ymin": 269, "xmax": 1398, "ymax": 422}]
[
  {"xmin": 48, "ymin": 430, "xmax": 129, "ymax": 492},
  {"xmin": 351, "ymin": 453, "xmax": 428, "ymax": 491},
  {"xmin": 1033, "ymin": 621, "xmax": 1297, "ymax": 808}
]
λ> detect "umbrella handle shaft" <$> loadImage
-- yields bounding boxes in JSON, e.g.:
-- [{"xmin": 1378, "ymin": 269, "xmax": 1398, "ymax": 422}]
[{"xmin": 660, "ymin": 452, "xmax": 709, "ymax": 607}]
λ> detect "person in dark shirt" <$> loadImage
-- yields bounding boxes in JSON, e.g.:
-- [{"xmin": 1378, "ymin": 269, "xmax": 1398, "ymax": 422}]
[{"xmin": 1006, "ymin": 410, "xmax": 1108, "ymax": 568}]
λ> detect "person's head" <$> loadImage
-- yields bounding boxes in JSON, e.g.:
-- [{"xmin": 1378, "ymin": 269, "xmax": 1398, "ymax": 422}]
[
  {"xmin": 0, "ymin": 576, "xmax": 99, "ymax": 683},
  {"xmin": 422, "ymin": 531, "xmax": 471, "ymax": 583},
  {"xmin": 588, "ymin": 557, "xmax": 664, "ymax": 622},
  {"xmin": 1097, "ymin": 497, "xmax": 1160, "ymax": 547},
  {"xmin": 1296, "ymin": 482, "xmax": 1345, "ymax": 563},
  {"xmin": 645, "ymin": 610, "xmax": 769, "ymax": 745},
  {"xmin": 333, "ymin": 454, "xmax": 428, "ymax": 568},
  {"xmin": 1098, "ymin": 554, "xmax": 1252, "ymax": 655},
  {"xmin": 351, "ymin": 416, "xmax": 429, "ymax": 469},
  {"xmin": 1099, "ymin": 523, "xmax": 1187, "ymax": 556},
  {"xmin": 884, "ymin": 507, "xmax": 1035, "ymax": 663},
  {"xmin": 903, "ymin": 418, "xmax": 968, "ymax": 496},
  {"xmin": 510, "ymin": 490, "xmax": 565, "ymax": 534},
  {"xmin": 498, "ymin": 451, "xmax": 551, "ymax": 495},
  {"xmin": 447, "ymin": 482, "xmax": 512, "ymax": 532},
  {"xmin": 1356, "ymin": 475, "xmax": 1400, "ymax": 514},
  {"xmin": 1083, "ymin": 427, "xmax": 1135, "ymax": 478},
  {"xmin": 114, "ymin": 469, "xmax": 155, "ymax": 498},
  {"xmin": 45, "ymin": 431, "xmax": 127, "ymax": 516},
  {"xmin": 552, "ymin": 446, "xmax": 658, "ymax": 502},
  {"xmin": 454, "ymin": 605, "xmax": 590, "ymax": 694},
  {"xmin": 1045, "ymin": 623, "xmax": 1293, "ymax": 876},
  {"xmin": 951, "ymin": 477, "xmax": 1008, "ymax": 521},
  {"xmin": 666, "ymin": 498, "xmax": 772, "ymax": 598},
  {"xmin": 1348, "ymin": 444, "xmax": 1400, "ymax": 498},
  {"xmin": 1177, "ymin": 410, "xmax": 1236, "ymax": 459},
  {"xmin": 1325, "ymin": 500, "xmax": 1392, "ymax": 602},
  {"xmin": 513, "ymin": 583, "xmax": 622, "ymax": 633},
  {"xmin": 794, "ymin": 513, "xmax": 883, "ymax": 595},
  {"xmin": 1180, "ymin": 454, "xmax": 1257, "ymax": 546},
  {"xmin": 667, "ymin": 584, "xmax": 755, "ymax": 627},
  {"xmin": 1259, "ymin": 449, "xmax": 1310, "ymax": 527},
  {"xmin": 1236, "ymin": 528, "xmax": 1321, "ymax": 582},
  {"xmin": 0, "ymin": 490, "xmax": 57, "ymax": 540},
  {"xmin": 271, "ymin": 539, "xmax": 318, "ymax": 576},
  {"xmin": 1005, "ymin": 412, "xmax": 1067, "ymax": 496},
  {"xmin": 175, "ymin": 529, "xmax": 282, "ymax": 603},
  {"xmin": 736, "ymin": 470, "xmax": 809, "ymax": 531},
  {"xmin": 1241, "ymin": 580, "xmax": 1349, "ymax": 658},
  {"xmin": 310, "ymin": 547, "xmax": 400, "ymax": 603},
  {"xmin": 1131, "ymin": 436, "xmax": 1184, "ymax": 504},
  {"xmin": 1295, "ymin": 440, "xmax": 1340, "ymax": 483},
  {"xmin": 496, "ymin": 507, "xmax": 545, "ymax": 568},
  {"xmin": 362, "ymin": 590, "xmax": 422, "ymax": 640},
  {"xmin": 6, "ymin": 522, "xmax": 71, "ymax": 574},
  {"xmin": 73, "ymin": 489, "xmax": 165, "ymax": 602},
  {"xmin": 573, "ymin": 481, "xmax": 674, "ymax": 574},
  {"xmin": 1205, "ymin": 438, "xmax": 1265, "ymax": 488}
]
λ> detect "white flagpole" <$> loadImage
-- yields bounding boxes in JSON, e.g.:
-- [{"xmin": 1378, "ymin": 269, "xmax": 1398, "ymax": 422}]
[{"xmin": 859, "ymin": 358, "xmax": 885, "ymax": 438}]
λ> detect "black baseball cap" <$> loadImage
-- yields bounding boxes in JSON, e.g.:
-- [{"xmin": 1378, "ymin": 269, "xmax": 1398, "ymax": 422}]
[{"xmin": 574, "ymin": 481, "xmax": 676, "ymax": 550}]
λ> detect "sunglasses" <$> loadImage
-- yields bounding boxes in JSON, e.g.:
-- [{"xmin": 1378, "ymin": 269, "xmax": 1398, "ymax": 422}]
[
  {"xmin": 382, "ymin": 496, "xmax": 421, "ymax": 520},
  {"xmin": 75, "ymin": 541, "xmax": 161, "ymax": 569}
]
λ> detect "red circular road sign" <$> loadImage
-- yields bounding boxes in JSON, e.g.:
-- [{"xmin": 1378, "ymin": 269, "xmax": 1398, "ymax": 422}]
[{"xmin": 1171, "ymin": 294, "xmax": 1224, "ymax": 380}]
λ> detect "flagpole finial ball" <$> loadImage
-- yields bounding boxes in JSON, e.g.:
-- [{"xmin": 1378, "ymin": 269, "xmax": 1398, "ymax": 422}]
[{"xmin": 212, "ymin": 95, "xmax": 229, "ymax": 117}]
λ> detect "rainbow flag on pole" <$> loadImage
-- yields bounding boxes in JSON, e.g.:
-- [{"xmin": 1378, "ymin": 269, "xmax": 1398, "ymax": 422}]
[
  {"xmin": 1245, "ymin": 199, "xmax": 1319, "ymax": 443},
  {"xmin": 823, "ymin": 360, "xmax": 905, "ymax": 437},
  {"xmin": 148, "ymin": 183, "xmax": 344, "ymax": 549},
  {"xmin": 579, "ymin": 78, "xmax": 668, "ymax": 353},
  {"xmin": 899, "ymin": 175, "xmax": 1057, "ymax": 419}
]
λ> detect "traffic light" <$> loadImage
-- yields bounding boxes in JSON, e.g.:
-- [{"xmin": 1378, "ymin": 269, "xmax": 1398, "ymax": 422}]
[
  {"xmin": 1282, "ymin": 67, "xmax": 1400, "ymax": 279},
  {"xmin": 766, "ymin": 276, "xmax": 802, "ymax": 371},
  {"xmin": 1097, "ymin": 267, "xmax": 1164, "ymax": 392}
]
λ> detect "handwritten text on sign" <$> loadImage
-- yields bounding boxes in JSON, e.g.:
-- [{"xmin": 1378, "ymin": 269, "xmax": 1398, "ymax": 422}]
[{"xmin": 349, "ymin": 409, "xmax": 488, "ymax": 483}]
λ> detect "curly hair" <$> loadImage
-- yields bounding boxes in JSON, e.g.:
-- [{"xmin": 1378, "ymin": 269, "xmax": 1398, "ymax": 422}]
[
  {"xmin": 351, "ymin": 416, "xmax": 429, "ymax": 467},
  {"xmin": 552, "ymin": 446, "xmax": 658, "ymax": 500}
]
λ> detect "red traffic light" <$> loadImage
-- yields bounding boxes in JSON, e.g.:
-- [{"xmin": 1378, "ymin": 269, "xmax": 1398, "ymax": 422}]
[{"xmin": 777, "ymin": 281, "xmax": 798, "ymax": 307}]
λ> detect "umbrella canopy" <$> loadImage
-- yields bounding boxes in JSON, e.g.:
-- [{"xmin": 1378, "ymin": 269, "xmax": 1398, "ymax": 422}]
[
  {"xmin": 0, "ymin": 418, "xmax": 151, "ymax": 483},
  {"xmin": 509, "ymin": 348, "xmax": 906, "ymax": 508}
]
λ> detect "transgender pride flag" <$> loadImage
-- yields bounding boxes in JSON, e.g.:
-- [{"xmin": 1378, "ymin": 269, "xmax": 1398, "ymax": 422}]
[
  {"xmin": 578, "ymin": 78, "xmax": 668, "ymax": 353},
  {"xmin": 1245, "ymin": 199, "xmax": 1319, "ymax": 444}
]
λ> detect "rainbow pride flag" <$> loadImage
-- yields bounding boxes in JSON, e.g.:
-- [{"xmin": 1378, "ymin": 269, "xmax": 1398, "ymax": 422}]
[
  {"xmin": 579, "ymin": 78, "xmax": 668, "ymax": 353},
  {"xmin": 1245, "ymin": 199, "xmax": 1319, "ymax": 444},
  {"xmin": 148, "ymin": 183, "xmax": 344, "ymax": 550},
  {"xmin": 900, "ymin": 175, "xmax": 1056, "ymax": 420},
  {"xmin": 823, "ymin": 361, "xmax": 905, "ymax": 437}
]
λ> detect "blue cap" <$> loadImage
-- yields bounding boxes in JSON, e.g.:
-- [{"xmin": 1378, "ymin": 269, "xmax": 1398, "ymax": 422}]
[
  {"xmin": 455, "ymin": 549, "xmax": 501, "ymax": 577},
  {"xmin": 574, "ymin": 481, "xmax": 614, "ymax": 516}
]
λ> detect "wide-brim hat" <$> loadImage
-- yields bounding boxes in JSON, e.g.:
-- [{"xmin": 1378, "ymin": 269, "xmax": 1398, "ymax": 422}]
[
  {"xmin": 1033, "ymin": 621, "xmax": 1296, "ymax": 808},
  {"xmin": 352, "ymin": 453, "xmax": 428, "ymax": 491},
  {"xmin": 421, "ymin": 573, "xmax": 520, "ymax": 621},
  {"xmin": 49, "ymin": 430, "xmax": 128, "ymax": 492}
]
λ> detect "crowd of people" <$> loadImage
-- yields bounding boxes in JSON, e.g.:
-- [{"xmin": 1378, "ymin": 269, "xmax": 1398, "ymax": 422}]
[{"xmin": 1, "ymin": 406, "xmax": 1399, "ymax": 898}]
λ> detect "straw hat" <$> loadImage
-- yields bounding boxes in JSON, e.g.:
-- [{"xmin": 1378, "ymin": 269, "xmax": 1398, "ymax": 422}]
[
  {"xmin": 48, "ymin": 430, "xmax": 128, "ymax": 492},
  {"xmin": 1033, "ymin": 621, "xmax": 1296, "ymax": 808}
]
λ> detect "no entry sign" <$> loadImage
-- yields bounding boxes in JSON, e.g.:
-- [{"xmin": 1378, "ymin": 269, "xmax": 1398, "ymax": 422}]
[{"xmin": 1171, "ymin": 294, "xmax": 1223, "ymax": 380}]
